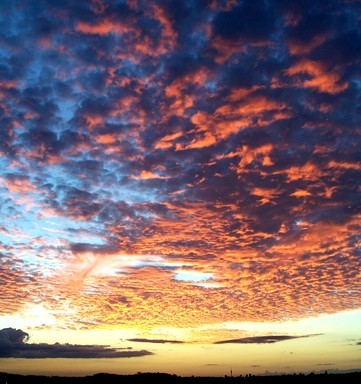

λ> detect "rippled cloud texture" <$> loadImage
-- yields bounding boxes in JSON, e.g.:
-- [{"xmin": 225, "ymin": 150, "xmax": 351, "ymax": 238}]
[{"xmin": 0, "ymin": 0, "xmax": 360, "ymax": 338}]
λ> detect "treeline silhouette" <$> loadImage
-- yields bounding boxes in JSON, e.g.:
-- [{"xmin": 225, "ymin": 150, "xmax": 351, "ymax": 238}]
[{"xmin": 1, "ymin": 371, "xmax": 361, "ymax": 384}]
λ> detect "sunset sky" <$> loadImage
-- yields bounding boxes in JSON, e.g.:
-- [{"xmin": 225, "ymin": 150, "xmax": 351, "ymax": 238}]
[{"xmin": 0, "ymin": 0, "xmax": 361, "ymax": 377}]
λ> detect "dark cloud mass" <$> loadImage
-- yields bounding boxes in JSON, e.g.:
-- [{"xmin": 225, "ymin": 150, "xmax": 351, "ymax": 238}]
[
  {"xmin": 0, "ymin": 328, "xmax": 152, "ymax": 358},
  {"xmin": 214, "ymin": 335, "xmax": 320, "ymax": 344},
  {"xmin": 128, "ymin": 338, "xmax": 184, "ymax": 344},
  {"xmin": 212, "ymin": 1, "xmax": 277, "ymax": 42},
  {"xmin": 0, "ymin": 0, "xmax": 360, "ymax": 330},
  {"xmin": 0, "ymin": 328, "xmax": 29, "ymax": 344}
]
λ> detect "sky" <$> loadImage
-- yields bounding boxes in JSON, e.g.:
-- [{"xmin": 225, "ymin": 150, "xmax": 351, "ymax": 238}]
[{"xmin": 0, "ymin": 0, "xmax": 361, "ymax": 378}]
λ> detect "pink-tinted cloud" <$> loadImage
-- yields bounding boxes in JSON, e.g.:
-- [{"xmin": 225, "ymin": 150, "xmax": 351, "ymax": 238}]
[
  {"xmin": 0, "ymin": 0, "xmax": 360, "ymax": 335},
  {"xmin": 75, "ymin": 19, "xmax": 132, "ymax": 35}
]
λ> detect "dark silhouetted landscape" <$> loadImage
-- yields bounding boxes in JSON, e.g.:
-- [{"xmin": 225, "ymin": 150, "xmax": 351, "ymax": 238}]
[{"xmin": 1, "ymin": 371, "xmax": 361, "ymax": 384}]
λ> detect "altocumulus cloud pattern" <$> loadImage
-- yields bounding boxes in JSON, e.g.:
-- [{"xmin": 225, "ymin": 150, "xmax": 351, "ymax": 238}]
[{"xmin": 0, "ymin": 0, "xmax": 360, "ymax": 332}]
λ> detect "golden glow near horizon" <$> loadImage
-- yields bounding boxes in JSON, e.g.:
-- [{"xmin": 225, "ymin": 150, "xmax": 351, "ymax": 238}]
[
  {"xmin": 1, "ymin": 309, "xmax": 361, "ymax": 376},
  {"xmin": 1, "ymin": 0, "xmax": 361, "ymax": 378}
]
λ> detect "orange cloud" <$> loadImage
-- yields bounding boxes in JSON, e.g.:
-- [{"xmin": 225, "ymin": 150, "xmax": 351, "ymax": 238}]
[
  {"xmin": 285, "ymin": 59, "xmax": 348, "ymax": 94},
  {"xmin": 75, "ymin": 19, "xmax": 133, "ymax": 35},
  {"xmin": 155, "ymin": 132, "xmax": 183, "ymax": 150},
  {"xmin": 290, "ymin": 189, "xmax": 312, "ymax": 198},
  {"xmin": 84, "ymin": 115, "xmax": 104, "ymax": 128},
  {"xmin": 251, "ymin": 187, "xmax": 279, "ymax": 205},
  {"xmin": 130, "ymin": 170, "xmax": 169, "ymax": 180},
  {"xmin": 181, "ymin": 94, "xmax": 290, "ymax": 150},
  {"xmin": 164, "ymin": 67, "xmax": 211, "ymax": 117},
  {"xmin": 152, "ymin": 4, "xmax": 177, "ymax": 51},
  {"xmin": 176, "ymin": 131, "xmax": 217, "ymax": 151},
  {"xmin": 95, "ymin": 134, "xmax": 118, "ymax": 145},
  {"xmin": 231, "ymin": 144, "xmax": 274, "ymax": 173},
  {"xmin": 9, "ymin": 200, "xmax": 359, "ymax": 331},
  {"xmin": 288, "ymin": 34, "xmax": 328, "ymax": 56},
  {"xmin": 328, "ymin": 160, "xmax": 361, "ymax": 170},
  {"xmin": 228, "ymin": 86, "xmax": 264, "ymax": 101},
  {"xmin": 283, "ymin": 162, "xmax": 322, "ymax": 182}
]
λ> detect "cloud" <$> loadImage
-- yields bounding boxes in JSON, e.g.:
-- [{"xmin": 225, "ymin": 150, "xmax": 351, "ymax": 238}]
[
  {"xmin": 214, "ymin": 334, "xmax": 321, "ymax": 344},
  {"xmin": 128, "ymin": 338, "xmax": 184, "ymax": 344},
  {"xmin": 284, "ymin": 59, "xmax": 348, "ymax": 94},
  {"xmin": 0, "ymin": 328, "xmax": 29, "ymax": 343},
  {"xmin": 212, "ymin": 1, "xmax": 277, "ymax": 43},
  {"xmin": 0, "ymin": 328, "xmax": 153, "ymax": 358},
  {"xmin": 0, "ymin": 0, "xmax": 360, "ymax": 331}
]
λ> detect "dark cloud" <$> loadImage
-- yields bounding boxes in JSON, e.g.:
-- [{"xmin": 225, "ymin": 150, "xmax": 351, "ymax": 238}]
[
  {"xmin": 310, "ymin": 31, "xmax": 361, "ymax": 67},
  {"xmin": 287, "ymin": 11, "xmax": 333, "ymax": 43},
  {"xmin": 0, "ymin": 328, "xmax": 153, "ymax": 359},
  {"xmin": 70, "ymin": 242, "xmax": 120, "ymax": 255},
  {"xmin": 19, "ymin": 128, "xmax": 62, "ymax": 155},
  {"xmin": 212, "ymin": 1, "xmax": 278, "ymax": 43},
  {"xmin": 0, "ymin": 328, "xmax": 29, "ymax": 344},
  {"xmin": 214, "ymin": 334, "xmax": 321, "ymax": 344},
  {"xmin": 128, "ymin": 338, "xmax": 184, "ymax": 344}
]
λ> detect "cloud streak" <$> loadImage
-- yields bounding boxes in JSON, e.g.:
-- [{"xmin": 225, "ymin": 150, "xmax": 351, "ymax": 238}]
[
  {"xmin": 128, "ymin": 338, "xmax": 184, "ymax": 344},
  {"xmin": 214, "ymin": 334, "xmax": 321, "ymax": 344}
]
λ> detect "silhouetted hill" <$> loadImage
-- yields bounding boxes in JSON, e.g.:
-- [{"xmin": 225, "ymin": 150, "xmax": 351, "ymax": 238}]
[{"xmin": 1, "ymin": 371, "xmax": 361, "ymax": 384}]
